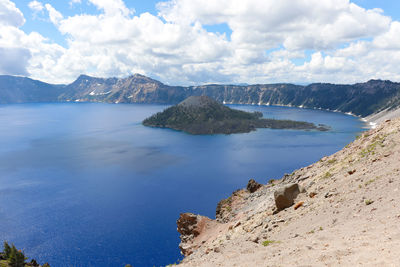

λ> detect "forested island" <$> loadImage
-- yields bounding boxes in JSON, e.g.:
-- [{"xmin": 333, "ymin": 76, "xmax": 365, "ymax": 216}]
[{"xmin": 142, "ymin": 96, "xmax": 329, "ymax": 134}]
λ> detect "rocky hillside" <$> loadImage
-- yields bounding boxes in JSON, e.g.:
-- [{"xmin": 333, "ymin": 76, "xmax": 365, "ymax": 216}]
[
  {"xmin": 56, "ymin": 77, "xmax": 400, "ymax": 117},
  {"xmin": 1, "ymin": 74, "xmax": 400, "ymax": 119},
  {"xmin": 177, "ymin": 117, "xmax": 400, "ymax": 266},
  {"xmin": 58, "ymin": 74, "xmax": 190, "ymax": 104}
]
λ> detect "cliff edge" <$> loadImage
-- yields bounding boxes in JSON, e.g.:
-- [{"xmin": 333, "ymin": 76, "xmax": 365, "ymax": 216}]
[{"xmin": 177, "ymin": 117, "xmax": 400, "ymax": 266}]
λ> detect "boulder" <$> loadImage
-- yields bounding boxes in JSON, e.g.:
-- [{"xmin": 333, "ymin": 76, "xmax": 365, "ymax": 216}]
[
  {"xmin": 247, "ymin": 179, "xmax": 262, "ymax": 193},
  {"xmin": 348, "ymin": 169, "xmax": 356, "ymax": 175},
  {"xmin": 274, "ymin": 183, "xmax": 300, "ymax": 210},
  {"xmin": 294, "ymin": 201, "xmax": 304, "ymax": 210}
]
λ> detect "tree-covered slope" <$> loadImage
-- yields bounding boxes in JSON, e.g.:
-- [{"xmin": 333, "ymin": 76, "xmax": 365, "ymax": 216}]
[{"xmin": 142, "ymin": 96, "xmax": 326, "ymax": 134}]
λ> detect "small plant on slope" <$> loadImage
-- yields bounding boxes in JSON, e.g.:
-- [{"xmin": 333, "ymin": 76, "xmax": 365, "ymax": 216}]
[{"xmin": 262, "ymin": 240, "xmax": 280, "ymax": 246}]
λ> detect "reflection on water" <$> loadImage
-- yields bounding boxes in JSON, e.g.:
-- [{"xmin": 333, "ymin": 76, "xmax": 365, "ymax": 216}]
[
  {"xmin": 0, "ymin": 137, "xmax": 180, "ymax": 174},
  {"xmin": 0, "ymin": 103, "xmax": 365, "ymax": 267}
]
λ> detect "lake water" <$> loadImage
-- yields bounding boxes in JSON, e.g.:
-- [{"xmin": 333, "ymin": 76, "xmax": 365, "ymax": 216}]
[{"xmin": 0, "ymin": 103, "xmax": 365, "ymax": 266}]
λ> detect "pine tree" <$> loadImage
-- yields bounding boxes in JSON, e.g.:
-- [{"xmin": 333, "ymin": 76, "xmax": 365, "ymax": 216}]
[
  {"xmin": 8, "ymin": 244, "xmax": 26, "ymax": 267},
  {"xmin": 8, "ymin": 245, "xmax": 16, "ymax": 265},
  {"xmin": 3, "ymin": 241, "xmax": 11, "ymax": 258}
]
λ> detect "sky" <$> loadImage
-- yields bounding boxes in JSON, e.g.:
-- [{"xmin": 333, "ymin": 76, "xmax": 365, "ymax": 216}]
[{"xmin": 1, "ymin": 0, "xmax": 400, "ymax": 85}]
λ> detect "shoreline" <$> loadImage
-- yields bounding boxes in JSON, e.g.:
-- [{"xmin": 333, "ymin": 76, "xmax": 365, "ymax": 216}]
[
  {"xmin": 225, "ymin": 101, "xmax": 374, "ymax": 129},
  {"xmin": 0, "ymin": 99, "xmax": 390, "ymax": 130},
  {"xmin": 233, "ymin": 102, "xmax": 400, "ymax": 130}
]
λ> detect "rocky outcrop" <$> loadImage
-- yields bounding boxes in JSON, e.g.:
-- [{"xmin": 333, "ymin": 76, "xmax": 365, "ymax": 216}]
[
  {"xmin": 177, "ymin": 213, "xmax": 215, "ymax": 256},
  {"xmin": 273, "ymin": 183, "xmax": 300, "ymax": 211},
  {"xmin": 177, "ymin": 213, "xmax": 204, "ymax": 238},
  {"xmin": 246, "ymin": 179, "xmax": 262, "ymax": 193}
]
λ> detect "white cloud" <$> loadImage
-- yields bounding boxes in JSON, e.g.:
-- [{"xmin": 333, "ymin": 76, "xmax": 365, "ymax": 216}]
[
  {"xmin": 69, "ymin": 0, "xmax": 81, "ymax": 5},
  {"xmin": 45, "ymin": 4, "xmax": 63, "ymax": 26},
  {"xmin": 0, "ymin": 0, "xmax": 25, "ymax": 27},
  {"xmin": 157, "ymin": 0, "xmax": 391, "ymax": 51},
  {"xmin": 0, "ymin": 47, "xmax": 31, "ymax": 75},
  {"xmin": 28, "ymin": 0, "xmax": 44, "ymax": 12},
  {"xmin": 88, "ymin": 0, "xmax": 132, "ymax": 16},
  {"xmin": 0, "ymin": 0, "xmax": 30, "ymax": 75},
  {"xmin": 373, "ymin": 21, "xmax": 400, "ymax": 49},
  {"xmin": 2, "ymin": 0, "xmax": 400, "ymax": 85},
  {"xmin": 0, "ymin": 0, "xmax": 66, "ymax": 79}
]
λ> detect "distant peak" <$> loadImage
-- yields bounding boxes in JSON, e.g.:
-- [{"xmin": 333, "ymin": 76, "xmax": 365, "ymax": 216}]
[
  {"xmin": 72, "ymin": 74, "xmax": 97, "ymax": 84},
  {"xmin": 128, "ymin": 73, "xmax": 162, "ymax": 84},
  {"xmin": 132, "ymin": 73, "xmax": 147, "ymax": 78},
  {"xmin": 365, "ymin": 79, "xmax": 392, "ymax": 84},
  {"xmin": 77, "ymin": 74, "xmax": 92, "ymax": 79},
  {"xmin": 128, "ymin": 73, "xmax": 152, "ymax": 80}
]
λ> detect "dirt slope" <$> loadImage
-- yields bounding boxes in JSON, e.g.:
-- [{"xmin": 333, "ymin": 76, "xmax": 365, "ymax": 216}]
[{"xmin": 177, "ymin": 117, "xmax": 400, "ymax": 267}]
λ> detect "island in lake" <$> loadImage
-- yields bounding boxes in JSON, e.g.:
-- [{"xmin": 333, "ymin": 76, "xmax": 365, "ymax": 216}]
[{"xmin": 142, "ymin": 96, "xmax": 329, "ymax": 134}]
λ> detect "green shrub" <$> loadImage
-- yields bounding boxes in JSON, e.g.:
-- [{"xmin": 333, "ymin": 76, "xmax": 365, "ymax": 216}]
[
  {"xmin": 262, "ymin": 240, "xmax": 279, "ymax": 246},
  {"xmin": 365, "ymin": 199, "xmax": 374, "ymax": 205},
  {"xmin": 364, "ymin": 179, "xmax": 375, "ymax": 186},
  {"xmin": 327, "ymin": 159, "xmax": 337, "ymax": 164},
  {"xmin": 2, "ymin": 242, "xmax": 27, "ymax": 267},
  {"xmin": 322, "ymin": 172, "xmax": 332, "ymax": 179}
]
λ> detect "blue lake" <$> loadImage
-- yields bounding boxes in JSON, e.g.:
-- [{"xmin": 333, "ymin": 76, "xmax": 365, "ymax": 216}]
[{"xmin": 0, "ymin": 103, "xmax": 366, "ymax": 266}]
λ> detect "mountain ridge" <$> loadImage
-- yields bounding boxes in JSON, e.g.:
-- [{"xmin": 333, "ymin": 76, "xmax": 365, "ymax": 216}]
[{"xmin": 1, "ymin": 74, "xmax": 400, "ymax": 119}]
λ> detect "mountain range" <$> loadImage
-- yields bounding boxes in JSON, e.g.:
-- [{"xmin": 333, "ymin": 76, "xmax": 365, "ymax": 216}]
[{"xmin": 1, "ymin": 74, "xmax": 400, "ymax": 118}]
